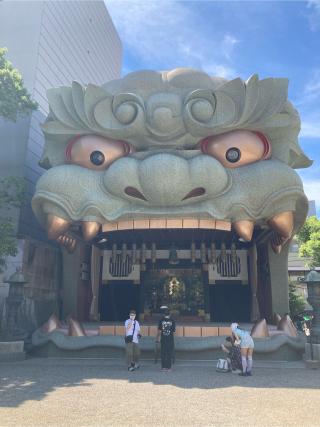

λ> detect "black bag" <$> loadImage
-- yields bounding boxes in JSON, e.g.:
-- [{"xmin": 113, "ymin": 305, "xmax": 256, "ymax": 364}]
[
  {"xmin": 124, "ymin": 320, "xmax": 136, "ymax": 344},
  {"xmin": 125, "ymin": 335, "xmax": 133, "ymax": 344}
]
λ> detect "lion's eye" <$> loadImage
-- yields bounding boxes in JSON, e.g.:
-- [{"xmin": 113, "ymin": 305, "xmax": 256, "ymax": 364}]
[
  {"xmin": 90, "ymin": 151, "xmax": 105, "ymax": 166},
  {"xmin": 200, "ymin": 130, "xmax": 271, "ymax": 168},
  {"xmin": 226, "ymin": 147, "xmax": 241, "ymax": 163},
  {"xmin": 65, "ymin": 135, "xmax": 133, "ymax": 170}
]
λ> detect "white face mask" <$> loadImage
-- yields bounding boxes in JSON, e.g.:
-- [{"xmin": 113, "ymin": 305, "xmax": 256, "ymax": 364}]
[{"xmin": 130, "ymin": 315, "xmax": 135, "ymax": 320}]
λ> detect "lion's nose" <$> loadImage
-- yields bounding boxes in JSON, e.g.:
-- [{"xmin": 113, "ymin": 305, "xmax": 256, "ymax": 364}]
[
  {"xmin": 103, "ymin": 153, "xmax": 229, "ymax": 207},
  {"xmin": 124, "ymin": 186, "xmax": 147, "ymax": 201},
  {"xmin": 137, "ymin": 153, "xmax": 228, "ymax": 206},
  {"xmin": 182, "ymin": 187, "xmax": 206, "ymax": 201}
]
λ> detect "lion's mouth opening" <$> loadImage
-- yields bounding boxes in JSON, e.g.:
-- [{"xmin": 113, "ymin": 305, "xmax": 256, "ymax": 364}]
[{"xmin": 44, "ymin": 210, "xmax": 294, "ymax": 255}]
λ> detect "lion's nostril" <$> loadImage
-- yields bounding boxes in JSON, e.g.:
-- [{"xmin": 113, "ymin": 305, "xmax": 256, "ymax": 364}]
[
  {"xmin": 124, "ymin": 186, "xmax": 147, "ymax": 201},
  {"xmin": 182, "ymin": 187, "xmax": 206, "ymax": 201}
]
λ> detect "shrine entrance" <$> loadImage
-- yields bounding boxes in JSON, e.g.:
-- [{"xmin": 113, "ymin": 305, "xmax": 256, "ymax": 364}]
[
  {"xmin": 141, "ymin": 268, "xmax": 206, "ymax": 322},
  {"xmin": 96, "ymin": 228, "xmax": 253, "ymax": 323}
]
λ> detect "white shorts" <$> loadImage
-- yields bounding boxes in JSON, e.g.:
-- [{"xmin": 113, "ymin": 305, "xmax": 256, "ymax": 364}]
[{"xmin": 240, "ymin": 334, "xmax": 254, "ymax": 349}]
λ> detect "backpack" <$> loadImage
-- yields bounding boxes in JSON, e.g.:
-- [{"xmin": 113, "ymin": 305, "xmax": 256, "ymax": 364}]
[{"xmin": 216, "ymin": 358, "xmax": 229, "ymax": 373}]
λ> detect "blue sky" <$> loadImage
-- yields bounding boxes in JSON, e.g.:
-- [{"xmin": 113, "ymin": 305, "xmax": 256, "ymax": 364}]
[{"xmin": 107, "ymin": 0, "xmax": 320, "ymax": 215}]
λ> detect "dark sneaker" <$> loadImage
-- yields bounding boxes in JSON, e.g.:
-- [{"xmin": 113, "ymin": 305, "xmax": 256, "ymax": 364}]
[
  {"xmin": 134, "ymin": 364, "xmax": 140, "ymax": 370},
  {"xmin": 246, "ymin": 371, "xmax": 252, "ymax": 376},
  {"xmin": 238, "ymin": 372, "xmax": 247, "ymax": 376},
  {"xmin": 128, "ymin": 366, "xmax": 135, "ymax": 372}
]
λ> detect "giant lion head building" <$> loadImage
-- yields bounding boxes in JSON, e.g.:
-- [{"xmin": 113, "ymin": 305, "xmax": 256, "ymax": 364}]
[{"xmin": 32, "ymin": 69, "xmax": 311, "ymax": 325}]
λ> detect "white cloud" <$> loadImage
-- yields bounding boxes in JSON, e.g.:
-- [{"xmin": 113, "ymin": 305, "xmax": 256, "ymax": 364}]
[
  {"xmin": 294, "ymin": 69, "xmax": 320, "ymax": 108},
  {"xmin": 296, "ymin": 70, "xmax": 320, "ymax": 139},
  {"xmin": 106, "ymin": 0, "xmax": 239, "ymax": 78},
  {"xmin": 305, "ymin": 69, "xmax": 320, "ymax": 94},
  {"xmin": 307, "ymin": 0, "xmax": 320, "ymax": 31},
  {"xmin": 221, "ymin": 35, "xmax": 240, "ymax": 60},
  {"xmin": 300, "ymin": 117, "xmax": 320, "ymax": 138}
]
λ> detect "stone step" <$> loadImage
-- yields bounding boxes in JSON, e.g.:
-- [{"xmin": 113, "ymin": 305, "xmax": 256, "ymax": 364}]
[{"xmin": 0, "ymin": 340, "xmax": 26, "ymax": 361}]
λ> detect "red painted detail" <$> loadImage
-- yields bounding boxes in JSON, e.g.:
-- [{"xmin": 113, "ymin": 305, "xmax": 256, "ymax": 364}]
[{"xmin": 253, "ymin": 131, "xmax": 272, "ymax": 158}]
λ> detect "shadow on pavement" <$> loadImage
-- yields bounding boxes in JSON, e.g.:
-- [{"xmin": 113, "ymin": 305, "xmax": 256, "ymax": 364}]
[{"xmin": 0, "ymin": 357, "xmax": 319, "ymax": 408}]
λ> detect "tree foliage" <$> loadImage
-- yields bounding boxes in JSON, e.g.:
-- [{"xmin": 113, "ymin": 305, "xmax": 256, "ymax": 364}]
[
  {"xmin": 0, "ymin": 177, "xmax": 26, "ymax": 273},
  {"xmin": 0, "ymin": 47, "xmax": 38, "ymax": 121},
  {"xmin": 289, "ymin": 281, "xmax": 306, "ymax": 318},
  {"xmin": 297, "ymin": 216, "xmax": 320, "ymax": 268},
  {"xmin": 0, "ymin": 48, "xmax": 33, "ymax": 272}
]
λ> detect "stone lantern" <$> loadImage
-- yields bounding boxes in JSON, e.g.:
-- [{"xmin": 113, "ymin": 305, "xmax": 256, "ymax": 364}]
[
  {"xmin": 3, "ymin": 267, "xmax": 29, "ymax": 340},
  {"xmin": 304, "ymin": 269, "xmax": 320, "ymax": 368}
]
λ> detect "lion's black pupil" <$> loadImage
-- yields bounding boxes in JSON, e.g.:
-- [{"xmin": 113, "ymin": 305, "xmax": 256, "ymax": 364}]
[
  {"xmin": 90, "ymin": 151, "xmax": 105, "ymax": 166},
  {"xmin": 226, "ymin": 147, "xmax": 241, "ymax": 163}
]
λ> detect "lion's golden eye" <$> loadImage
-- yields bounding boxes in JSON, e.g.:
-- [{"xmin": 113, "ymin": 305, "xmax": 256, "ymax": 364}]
[
  {"xmin": 200, "ymin": 130, "xmax": 271, "ymax": 168},
  {"xmin": 65, "ymin": 135, "xmax": 133, "ymax": 170}
]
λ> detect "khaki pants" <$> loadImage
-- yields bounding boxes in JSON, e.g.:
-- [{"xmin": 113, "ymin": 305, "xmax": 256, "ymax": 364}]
[{"xmin": 126, "ymin": 342, "xmax": 140, "ymax": 367}]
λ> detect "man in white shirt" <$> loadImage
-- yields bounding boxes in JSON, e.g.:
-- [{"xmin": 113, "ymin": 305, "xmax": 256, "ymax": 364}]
[{"xmin": 125, "ymin": 310, "xmax": 141, "ymax": 371}]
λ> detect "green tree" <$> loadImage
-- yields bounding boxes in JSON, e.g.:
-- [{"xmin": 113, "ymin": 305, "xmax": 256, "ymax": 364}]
[
  {"xmin": 0, "ymin": 48, "xmax": 37, "ymax": 271},
  {"xmin": 297, "ymin": 216, "xmax": 320, "ymax": 268},
  {"xmin": 289, "ymin": 281, "xmax": 306, "ymax": 318},
  {"xmin": 0, "ymin": 48, "xmax": 38, "ymax": 121},
  {"xmin": 0, "ymin": 177, "xmax": 26, "ymax": 272}
]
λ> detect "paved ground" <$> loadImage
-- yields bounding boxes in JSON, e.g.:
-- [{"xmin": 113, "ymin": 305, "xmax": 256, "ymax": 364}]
[{"xmin": 0, "ymin": 358, "xmax": 320, "ymax": 427}]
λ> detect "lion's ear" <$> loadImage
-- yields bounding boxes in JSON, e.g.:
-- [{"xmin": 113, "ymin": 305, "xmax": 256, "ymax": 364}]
[
  {"xmin": 289, "ymin": 148, "xmax": 313, "ymax": 169},
  {"xmin": 38, "ymin": 137, "xmax": 68, "ymax": 169}
]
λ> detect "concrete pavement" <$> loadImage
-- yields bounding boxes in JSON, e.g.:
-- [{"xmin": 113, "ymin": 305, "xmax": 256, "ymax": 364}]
[{"xmin": 0, "ymin": 358, "xmax": 319, "ymax": 426}]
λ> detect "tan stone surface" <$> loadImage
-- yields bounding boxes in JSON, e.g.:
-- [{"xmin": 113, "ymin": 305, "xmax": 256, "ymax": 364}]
[
  {"xmin": 99, "ymin": 325, "xmax": 115, "ymax": 336},
  {"xmin": 149, "ymin": 219, "xmax": 166, "ymax": 228},
  {"xmin": 184, "ymin": 327, "xmax": 201, "ymax": 337},
  {"xmin": 149, "ymin": 326, "xmax": 158, "ymax": 337},
  {"xmin": 140, "ymin": 326, "xmax": 149, "ymax": 337},
  {"xmin": 133, "ymin": 219, "xmax": 150, "ymax": 229},
  {"xmin": 218, "ymin": 326, "xmax": 231, "ymax": 336},
  {"xmin": 182, "ymin": 218, "xmax": 199, "ymax": 228},
  {"xmin": 201, "ymin": 326, "xmax": 219, "ymax": 337},
  {"xmin": 199, "ymin": 219, "xmax": 216, "ymax": 229},
  {"xmin": 175, "ymin": 326, "xmax": 184, "ymax": 337},
  {"xmin": 166, "ymin": 218, "xmax": 183, "ymax": 228},
  {"xmin": 117, "ymin": 220, "xmax": 134, "ymax": 230},
  {"xmin": 115, "ymin": 325, "xmax": 124, "ymax": 336}
]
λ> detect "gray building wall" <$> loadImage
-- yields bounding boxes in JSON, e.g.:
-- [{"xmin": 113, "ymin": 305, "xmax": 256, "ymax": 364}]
[
  {"xmin": 0, "ymin": 0, "xmax": 122, "ymax": 326},
  {"xmin": 0, "ymin": 0, "xmax": 122, "ymax": 240},
  {"xmin": 308, "ymin": 200, "xmax": 316, "ymax": 217}
]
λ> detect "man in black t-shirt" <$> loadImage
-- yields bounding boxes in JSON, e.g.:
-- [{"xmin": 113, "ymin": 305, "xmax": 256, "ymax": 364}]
[{"xmin": 156, "ymin": 309, "xmax": 175, "ymax": 371}]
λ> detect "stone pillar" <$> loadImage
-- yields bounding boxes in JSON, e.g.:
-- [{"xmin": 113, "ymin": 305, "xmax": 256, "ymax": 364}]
[
  {"xmin": 248, "ymin": 244, "xmax": 260, "ymax": 322},
  {"xmin": 89, "ymin": 246, "xmax": 101, "ymax": 321},
  {"xmin": 62, "ymin": 245, "xmax": 81, "ymax": 318},
  {"xmin": 267, "ymin": 240, "xmax": 290, "ymax": 316},
  {"xmin": 305, "ymin": 271, "xmax": 320, "ymax": 368}
]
